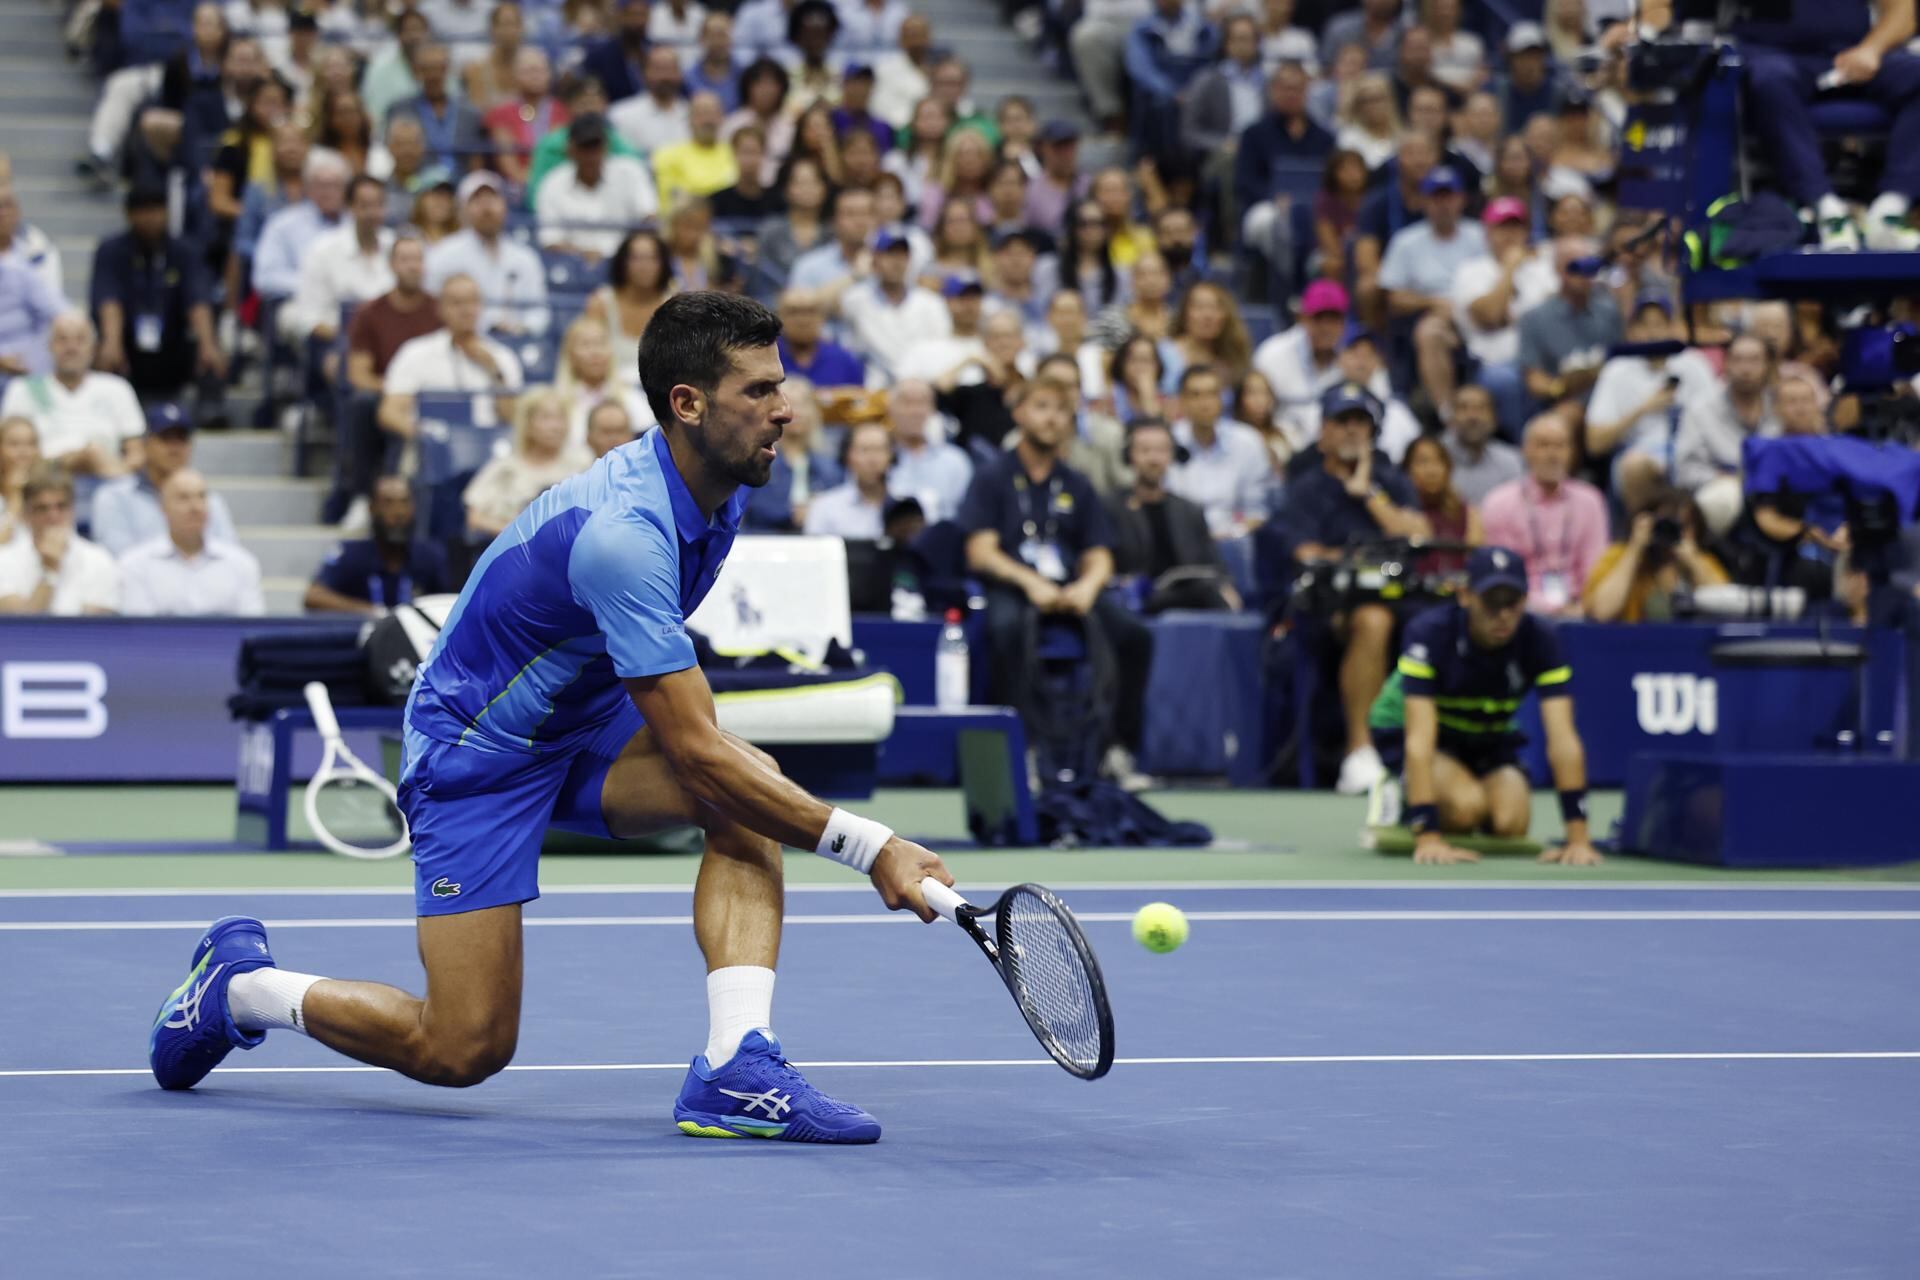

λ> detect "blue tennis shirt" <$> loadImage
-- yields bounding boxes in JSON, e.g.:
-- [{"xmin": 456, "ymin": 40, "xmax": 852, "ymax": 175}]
[{"xmin": 407, "ymin": 427, "xmax": 747, "ymax": 753}]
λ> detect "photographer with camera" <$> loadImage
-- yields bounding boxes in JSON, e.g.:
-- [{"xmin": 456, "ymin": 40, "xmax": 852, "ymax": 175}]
[
  {"xmin": 1583, "ymin": 295, "xmax": 1719, "ymax": 516},
  {"xmin": 1583, "ymin": 488, "xmax": 1730, "ymax": 623},
  {"xmin": 1370, "ymin": 545, "xmax": 1602, "ymax": 867},
  {"xmin": 1270, "ymin": 382, "xmax": 1430, "ymax": 794}
]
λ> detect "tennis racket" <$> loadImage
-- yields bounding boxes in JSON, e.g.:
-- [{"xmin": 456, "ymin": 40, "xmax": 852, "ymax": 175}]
[
  {"xmin": 303, "ymin": 681, "xmax": 411, "ymax": 861},
  {"xmin": 919, "ymin": 878, "xmax": 1115, "ymax": 1080}
]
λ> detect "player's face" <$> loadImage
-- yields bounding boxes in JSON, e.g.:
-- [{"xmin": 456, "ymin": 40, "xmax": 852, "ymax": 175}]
[
  {"xmin": 1467, "ymin": 586, "xmax": 1526, "ymax": 646},
  {"xmin": 694, "ymin": 344, "xmax": 792, "ymax": 488}
]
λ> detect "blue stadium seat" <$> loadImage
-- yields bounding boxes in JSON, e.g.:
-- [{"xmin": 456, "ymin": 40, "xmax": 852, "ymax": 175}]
[
  {"xmin": 514, "ymin": 335, "xmax": 559, "ymax": 384},
  {"xmin": 1810, "ymin": 97, "xmax": 1893, "ymax": 137}
]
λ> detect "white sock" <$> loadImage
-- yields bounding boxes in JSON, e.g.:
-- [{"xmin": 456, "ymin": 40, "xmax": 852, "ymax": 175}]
[
  {"xmin": 703, "ymin": 965, "xmax": 775, "ymax": 1070},
  {"xmin": 228, "ymin": 968, "xmax": 325, "ymax": 1035}
]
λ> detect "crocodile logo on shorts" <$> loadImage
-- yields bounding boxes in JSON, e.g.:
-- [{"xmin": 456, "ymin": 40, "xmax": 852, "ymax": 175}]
[
  {"xmin": 830, "ymin": 834, "xmax": 846, "ymax": 854},
  {"xmin": 431, "ymin": 877, "xmax": 462, "ymax": 898}
]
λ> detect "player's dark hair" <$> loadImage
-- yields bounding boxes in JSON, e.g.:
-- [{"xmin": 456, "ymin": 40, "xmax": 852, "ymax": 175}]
[{"xmin": 636, "ymin": 292, "xmax": 784, "ymax": 428}]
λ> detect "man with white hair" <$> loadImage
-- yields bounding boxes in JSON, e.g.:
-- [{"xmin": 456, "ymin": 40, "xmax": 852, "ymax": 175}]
[
  {"xmin": 0, "ymin": 312, "xmax": 144, "ymax": 498},
  {"xmin": 426, "ymin": 172, "xmax": 551, "ymax": 336},
  {"xmin": 252, "ymin": 147, "xmax": 352, "ymax": 303},
  {"xmin": 117, "ymin": 468, "xmax": 265, "ymax": 616},
  {"xmin": 885, "ymin": 378, "xmax": 973, "ymax": 522}
]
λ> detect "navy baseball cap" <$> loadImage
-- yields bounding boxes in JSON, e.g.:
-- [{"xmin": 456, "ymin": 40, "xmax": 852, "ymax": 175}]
[
  {"xmin": 1039, "ymin": 120, "xmax": 1081, "ymax": 145},
  {"xmin": 1567, "ymin": 254, "xmax": 1607, "ymax": 278},
  {"xmin": 145, "ymin": 403, "xmax": 193, "ymax": 435},
  {"xmin": 1419, "ymin": 165, "xmax": 1464, "ymax": 196},
  {"xmin": 942, "ymin": 275, "xmax": 984, "ymax": 298},
  {"xmin": 1634, "ymin": 292, "xmax": 1675, "ymax": 317},
  {"xmin": 1468, "ymin": 546, "xmax": 1530, "ymax": 595},
  {"xmin": 1320, "ymin": 381, "xmax": 1380, "ymax": 425},
  {"xmin": 872, "ymin": 229, "xmax": 912, "ymax": 253}
]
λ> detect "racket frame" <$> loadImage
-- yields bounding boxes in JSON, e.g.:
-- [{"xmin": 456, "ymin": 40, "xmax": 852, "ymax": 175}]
[
  {"xmin": 302, "ymin": 682, "xmax": 411, "ymax": 861},
  {"xmin": 920, "ymin": 877, "xmax": 1115, "ymax": 1080}
]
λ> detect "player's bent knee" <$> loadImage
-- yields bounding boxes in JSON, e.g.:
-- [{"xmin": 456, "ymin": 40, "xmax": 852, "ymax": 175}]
[
  {"xmin": 414, "ymin": 1028, "xmax": 518, "ymax": 1088},
  {"xmin": 1487, "ymin": 807, "xmax": 1530, "ymax": 838}
]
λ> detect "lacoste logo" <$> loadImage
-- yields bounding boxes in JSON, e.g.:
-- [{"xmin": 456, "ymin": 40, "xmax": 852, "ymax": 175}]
[
  {"xmin": 431, "ymin": 877, "xmax": 462, "ymax": 898},
  {"xmin": 830, "ymin": 834, "xmax": 846, "ymax": 854}
]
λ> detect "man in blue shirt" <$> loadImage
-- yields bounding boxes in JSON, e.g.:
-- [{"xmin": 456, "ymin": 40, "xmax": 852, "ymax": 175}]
[
  {"xmin": 1266, "ymin": 383, "xmax": 1429, "ymax": 796},
  {"xmin": 149, "ymin": 293, "xmax": 952, "ymax": 1146},
  {"xmin": 775, "ymin": 288, "xmax": 865, "ymax": 387},
  {"xmin": 302, "ymin": 475, "xmax": 452, "ymax": 615},
  {"xmin": 91, "ymin": 185, "xmax": 226, "ymax": 399}
]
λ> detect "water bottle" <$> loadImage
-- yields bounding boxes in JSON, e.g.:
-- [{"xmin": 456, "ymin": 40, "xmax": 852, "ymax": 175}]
[{"xmin": 935, "ymin": 608, "xmax": 970, "ymax": 711}]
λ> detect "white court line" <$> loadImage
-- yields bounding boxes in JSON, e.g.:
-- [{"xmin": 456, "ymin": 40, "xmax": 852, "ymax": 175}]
[
  {"xmin": 4, "ymin": 909, "xmax": 1920, "ymax": 932},
  {"xmin": 2, "ymin": 880, "xmax": 1919, "ymax": 899},
  {"xmin": 4, "ymin": 1051, "xmax": 1918, "ymax": 1079}
]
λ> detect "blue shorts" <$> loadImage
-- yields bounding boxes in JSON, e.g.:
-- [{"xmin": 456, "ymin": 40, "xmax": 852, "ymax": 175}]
[{"xmin": 398, "ymin": 701, "xmax": 644, "ymax": 916}]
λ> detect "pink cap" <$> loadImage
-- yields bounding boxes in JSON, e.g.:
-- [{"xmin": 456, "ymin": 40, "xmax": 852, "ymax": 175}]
[
  {"xmin": 1300, "ymin": 280, "xmax": 1350, "ymax": 316},
  {"xmin": 1482, "ymin": 196, "xmax": 1528, "ymax": 226}
]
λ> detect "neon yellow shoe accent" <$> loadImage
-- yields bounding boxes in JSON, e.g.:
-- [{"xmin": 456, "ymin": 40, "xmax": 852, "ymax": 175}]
[
  {"xmin": 678, "ymin": 1121, "xmax": 745, "ymax": 1139},
  {"xmin": 153, "ymin": 951, "xmax": 213, "ymax": 1028}
]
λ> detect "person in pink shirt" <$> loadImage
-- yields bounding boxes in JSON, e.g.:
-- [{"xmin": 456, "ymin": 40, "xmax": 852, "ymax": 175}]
[{"xmin": 1478, "ymin": 412, "xmax": 1608, "ymax": 617}]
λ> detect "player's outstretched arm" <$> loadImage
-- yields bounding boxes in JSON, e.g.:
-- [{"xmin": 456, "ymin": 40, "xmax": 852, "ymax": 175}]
[
  {"xmin": 1403, "ymin": 695, "xmax": 1479, "ymax": 866},
  {"xmin": 625, "ymin": 667, "xmax": 956, "ymax": 919}
]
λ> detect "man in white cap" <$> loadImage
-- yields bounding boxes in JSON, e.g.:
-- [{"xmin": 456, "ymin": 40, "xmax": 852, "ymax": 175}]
[{"xmin": 425, "ymin": 171, "xmax": 551, "ymax": 336}]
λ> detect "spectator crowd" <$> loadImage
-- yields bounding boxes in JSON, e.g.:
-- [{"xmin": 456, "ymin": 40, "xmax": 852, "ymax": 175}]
[{"xmin": 1, "ymin": 0, "xmax": 1914, "ymax": 788}]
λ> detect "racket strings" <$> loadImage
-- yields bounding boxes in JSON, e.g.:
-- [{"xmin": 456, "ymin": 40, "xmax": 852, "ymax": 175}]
[
  {"xmin": 311, "ymin": 776, "xmax": 407, "ymax": 853},
  {"xmin": 997, "ymin": 888, "xmax": 1106, "ymax": 1074}
]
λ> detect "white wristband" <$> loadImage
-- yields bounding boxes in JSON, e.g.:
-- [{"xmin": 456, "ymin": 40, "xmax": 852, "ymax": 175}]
[{"xmin": 816, "ymin": 808, "xmax": 893, "ymax": 875}]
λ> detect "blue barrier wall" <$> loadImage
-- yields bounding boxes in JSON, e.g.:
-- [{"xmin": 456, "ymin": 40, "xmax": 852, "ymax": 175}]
[{"xmin": 0, "ymin": 617, "xmax": 1905, "ymax": 784}]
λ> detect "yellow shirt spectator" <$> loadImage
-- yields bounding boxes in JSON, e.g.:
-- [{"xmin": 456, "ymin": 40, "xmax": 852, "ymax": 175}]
[{"xmin": 652, "ymin": 139, "xmax": 740, "ymax": 214}]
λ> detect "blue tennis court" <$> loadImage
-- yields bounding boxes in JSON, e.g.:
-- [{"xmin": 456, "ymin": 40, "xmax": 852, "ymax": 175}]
[{"xmin": 2, "ymin": 881, "xmax": 1915, "ymax": 1277}]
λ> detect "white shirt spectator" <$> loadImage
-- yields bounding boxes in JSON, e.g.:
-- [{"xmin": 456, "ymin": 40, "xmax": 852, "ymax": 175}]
[
  {"xmin": 838, "ymin": 281, "xmax": 950, "ymax": 380},
  {"xmin": 536, "ymin": 157, "xmax": 661, "ymax": 258},
  {"xmin": 93, "ymin": 473, "xmax": 240, "ymax": 556},
  {"xmin": 1428, "ymin": 30, "xmax": 1486, "ymax": 94},
  {"xmin": 802, "ymin": 482, "xmax": 886, "ymax": 537},
  {"xmin": 1586, "ymin": 348, "xmax": 1719, "ymax": 461},
  {"xmin": 732, "ymin": 0, "xmax": 799, "ymax": 62},
  {"xmin": 649, "ymin": 0, "xmax": 710, "ymax": 45},
  {"xmin": 385, "ymin": 329, "xmax": 526, "ymax": 396},
  {"xmin": 836, "ymin": 0, "xmax": 909, "ymax": 56},
  {"xmin": 419, "ymin": 0, "xmax": 491, "ymax": 43},
  {"xmin": 609, "ymin": 94, "xmax": 692, "ymax": 155},
  {"xmin": 425, "ymin": 230, "xmax": 550, "ymax": 335},
  {"xmin": 1450, "ymin": 251, "xmax": 1558, "ymax": 365},
  {"xmin": 252, "ymin": 202, "xmax": 349, "ymax": 298},
  {"xmin": 869, "ymin": 51, "xmax": 931, "ymax": 128},
  {"xmin": 283, "ymin": 224, "xmax": 396, "ymax": 341},
  {"xmin": 1251, "ymin": 327, "xmax": 1396, "ymax": 450},
  {"xmin": 0, "ymin": 371, "xmax": 144, "ymax": 464},
  {"xmin": 117, "ymin": 536, "xmax": 266, "ymax": 616},
  {"xmin": 896, "ymin": 334, "xmax": 986, "ymax": 385},
  {"xmin": 889, "ymin": 439, "xmax": 974, "ymax": 522},
  {"xmin": 0, "ymin": 530, "xmax": 119, "ymax": 614},
  {"xmin": 0, "ymin": 222, "xmax": 63, "ymax": 299},
  {"xmin": 1169, "ymin": 418, "xmax": 1273, "ymax": 534},
  {"xmin": 1378, "ymin": 220, "xmax": 1489, "ymax": 303}
]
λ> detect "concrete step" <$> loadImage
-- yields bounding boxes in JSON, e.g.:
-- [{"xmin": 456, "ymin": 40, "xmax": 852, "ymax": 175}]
[
  {"xmin": 194, "ymin": 430, "xmax": 295, "ymax": 478},
  {"xmin": 216, "ymin": 475, "xmax": 328, "ymax": 526},
  {"xmin": 239, "ymin": 525, "xmax": 340, "ymax": 580},
  {"xmin": 262, "ymin": 576, "xmax": 311, "ymax": 616}
]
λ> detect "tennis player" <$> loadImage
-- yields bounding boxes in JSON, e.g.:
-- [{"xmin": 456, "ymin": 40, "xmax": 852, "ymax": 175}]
[
  {"xmin": 149, "ymin": 292, "xmax": 953, "ymax": 1143},
  {"xmin": 1368, "ymin": 546, "xmax": 1604, "ymax": 867}
]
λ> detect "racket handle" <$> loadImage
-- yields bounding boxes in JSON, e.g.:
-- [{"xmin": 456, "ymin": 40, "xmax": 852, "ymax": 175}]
[
  {"xmin": 920, "ymin": 877, "xmax": 967, "ymax": 922},
  {"xmin": 303, "ymin": 681, "xmax": 343, "ymax": 742}
]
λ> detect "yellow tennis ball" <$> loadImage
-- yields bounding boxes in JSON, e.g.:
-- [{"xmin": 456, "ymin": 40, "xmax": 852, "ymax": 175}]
[{"xmin": 1132, "ymin": 902, "xmax": 1188, "ymax": 954}]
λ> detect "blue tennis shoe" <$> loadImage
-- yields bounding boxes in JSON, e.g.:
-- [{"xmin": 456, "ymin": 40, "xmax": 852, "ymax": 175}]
[
  {"xmin": 674, "ymin": 1030, "xmax": 881, "ymax": 1143},
  {"xmin": 149, "ymin": 916, "xmax": 275, "ymax": 1090}
]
